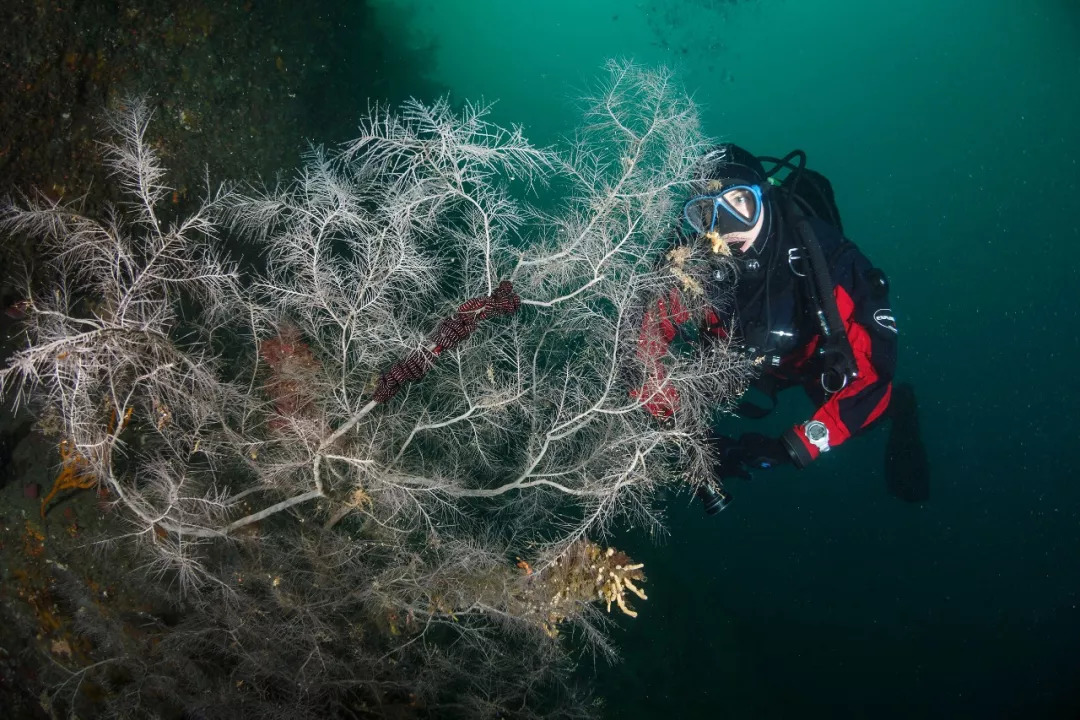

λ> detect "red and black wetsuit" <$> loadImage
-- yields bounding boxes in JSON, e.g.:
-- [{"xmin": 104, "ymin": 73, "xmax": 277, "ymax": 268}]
[
  {"xmin": 641, "ymin": 214, "xmax": 897, "ymax": 468},
  {"xmin": 719, "ymin": 215, "xmax": 897, "ymax": 467}
]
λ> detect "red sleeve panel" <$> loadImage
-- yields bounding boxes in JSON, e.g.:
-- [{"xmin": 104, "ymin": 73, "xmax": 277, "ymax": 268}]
[
  {"xmin": 630, "ymin": 288, "xmax": 690, "ymax": 418},
  {"xmin": 785, "ymin": 259, "xmax": 898, "ymax": 467}
]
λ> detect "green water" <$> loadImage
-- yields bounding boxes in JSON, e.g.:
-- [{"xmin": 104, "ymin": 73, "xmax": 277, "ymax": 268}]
[{"xmin": 362, "ymin": 0, "xmax": 1080, "ymax": 716}]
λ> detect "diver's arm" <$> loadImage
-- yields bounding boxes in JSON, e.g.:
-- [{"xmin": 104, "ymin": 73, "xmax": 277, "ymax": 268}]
[{"xmin": 783, "ymin": 266, "xmax": 898, "ymax": 468}]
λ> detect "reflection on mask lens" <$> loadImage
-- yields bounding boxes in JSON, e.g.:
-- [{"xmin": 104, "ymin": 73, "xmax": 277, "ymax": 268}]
[
  {"xmin": 721, "ymin": 187, "xmax": 758, "ymax": 224},
  {"xmin": 685, "ymin": 198, "xmax": 716, "ymax": 234}
]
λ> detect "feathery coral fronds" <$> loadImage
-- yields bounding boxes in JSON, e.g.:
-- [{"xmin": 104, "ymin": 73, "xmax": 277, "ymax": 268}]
[{"xmin": 0, "ymin": 63, "xmax": 753, "ymax": 719}]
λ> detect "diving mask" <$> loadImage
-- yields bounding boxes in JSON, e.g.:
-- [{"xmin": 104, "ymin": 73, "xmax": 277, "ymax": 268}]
[{"xmin": 683, "ymin": 183, "xmax": 765, "ymax": 252}]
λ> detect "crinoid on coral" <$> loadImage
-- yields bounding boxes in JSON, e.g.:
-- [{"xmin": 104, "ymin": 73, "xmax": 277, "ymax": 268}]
[
  {"xmin": 39, "ymin": 439, "xmax": 96, "ymax": 519},
  {"xmin": 40, "ymin": 406, "xmax": 131, "ymax": 518}
]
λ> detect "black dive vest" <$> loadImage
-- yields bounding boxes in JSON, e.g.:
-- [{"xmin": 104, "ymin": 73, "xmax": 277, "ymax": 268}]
[{"xmin": 721, "ymin": 230, "xmax": 815, "ymax": 364}]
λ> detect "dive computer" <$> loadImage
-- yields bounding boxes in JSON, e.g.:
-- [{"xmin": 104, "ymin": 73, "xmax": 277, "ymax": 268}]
[{"xmin": 803, "ymin": 420, "xmax": 830, "ymax": 453}]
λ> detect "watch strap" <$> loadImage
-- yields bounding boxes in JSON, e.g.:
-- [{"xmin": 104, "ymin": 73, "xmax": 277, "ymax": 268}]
[{"xmin": 781, "ymin": 426, "xmax": 815, "ymax": 469}]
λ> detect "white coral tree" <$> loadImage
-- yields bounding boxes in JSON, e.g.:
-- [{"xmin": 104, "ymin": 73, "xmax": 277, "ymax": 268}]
[{"xmin": 1, "ymin": 61, "xmax": 752, "ymax": 714}]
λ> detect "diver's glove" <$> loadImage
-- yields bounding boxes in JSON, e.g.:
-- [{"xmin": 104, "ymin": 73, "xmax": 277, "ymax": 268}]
[{"xmin": 708, "ymin": 432, "xmax": 792, "ymax": 480}]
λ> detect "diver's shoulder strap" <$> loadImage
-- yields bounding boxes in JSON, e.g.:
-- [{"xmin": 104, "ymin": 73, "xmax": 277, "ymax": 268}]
[{"xmin": 785, "ymin": 202, "xmax": 859, "ymax": 391}]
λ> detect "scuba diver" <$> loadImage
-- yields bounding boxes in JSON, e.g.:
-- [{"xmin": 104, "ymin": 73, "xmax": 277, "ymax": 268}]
[{"xmin": 634, "ymin": 144, "xmax": 923, "ymax": 512}]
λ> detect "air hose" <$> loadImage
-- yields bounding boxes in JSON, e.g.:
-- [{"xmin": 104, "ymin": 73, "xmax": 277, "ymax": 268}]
[{"xmin": 791, "ymin": 215, "xmax": 859, "ymax": 393}]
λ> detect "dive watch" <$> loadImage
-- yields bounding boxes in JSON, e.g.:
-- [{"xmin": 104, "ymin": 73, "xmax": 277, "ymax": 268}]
[{"xmin": 803, "ymin": 420, "xmax": 830, "ymax": 453}]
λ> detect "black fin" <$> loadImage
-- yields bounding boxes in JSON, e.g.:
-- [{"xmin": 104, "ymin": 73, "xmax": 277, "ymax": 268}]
[{"xmin": 884, "ymin": 383, "xmax": 930, "ymax": 503}]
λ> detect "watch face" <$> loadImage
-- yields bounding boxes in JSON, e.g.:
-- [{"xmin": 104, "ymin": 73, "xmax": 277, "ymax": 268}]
[{"xmin": 806, "ymin": 421, "xmax": 827, "ymax": 441}]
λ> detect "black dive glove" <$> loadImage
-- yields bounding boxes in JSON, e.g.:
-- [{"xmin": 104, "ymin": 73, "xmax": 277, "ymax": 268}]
[{"xmin": 708, "ymin": 432, "xmax": 793, "ymax": 480}]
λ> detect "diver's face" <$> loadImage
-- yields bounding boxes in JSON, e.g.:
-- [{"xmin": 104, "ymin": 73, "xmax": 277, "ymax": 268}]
[
  {"xmin": 684, "ymin": 183, "xmax": 766, "ymax": 254},
  {"xmin": 721, "ymin": 195, "xmax": 766, "ymax": 253}
]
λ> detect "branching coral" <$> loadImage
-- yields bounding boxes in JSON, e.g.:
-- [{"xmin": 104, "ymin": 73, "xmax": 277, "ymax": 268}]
[{"xmin": 0, "ymin": 63, "xmax": 753, "ymax": 718}]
